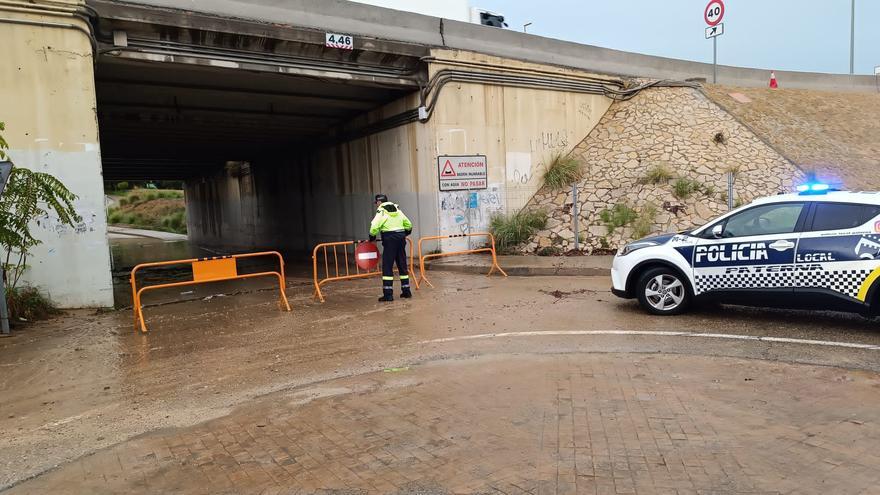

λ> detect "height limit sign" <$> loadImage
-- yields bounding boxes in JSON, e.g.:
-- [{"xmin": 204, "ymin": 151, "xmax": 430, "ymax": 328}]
[{"xmin": 438, "ymin": 155, "xmax": 488, "ymax": 191}]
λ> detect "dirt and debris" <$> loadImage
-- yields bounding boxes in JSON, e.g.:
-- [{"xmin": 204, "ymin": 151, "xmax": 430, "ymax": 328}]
[{"xmin": 539, "ymin": 288, "xmax": 593, "ymax": 299}]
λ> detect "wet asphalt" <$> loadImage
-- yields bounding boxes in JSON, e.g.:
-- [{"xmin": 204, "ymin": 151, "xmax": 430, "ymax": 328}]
[{"xmin": 1, "ymin": 273, "xmax": 878, "ymax": 489}]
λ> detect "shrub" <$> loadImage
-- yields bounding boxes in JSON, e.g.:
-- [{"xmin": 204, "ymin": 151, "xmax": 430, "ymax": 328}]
[
  {"xmin": 117, "ymin": 198, "xmax": 128, "ymax": 207},
  {"xmin": 145, "ymin": 192, "xmax": 158, "ymax": 201},
  {"xmin": 702, "ymin": 183, "xmax": 716, "ymax": 196},
  {"xmin": 542, "ymin": 153, "xmax": 583, "ymax": 190},
  {"xmin": 631, "ymin": 204, "xmax": 657, "ymax": 239},
  {"xmin": 108, "ymin": 211, "xmax": 124, "ymax": 224},
  {"xmin": 639, "ymin": 164, "xmax": 674, "ymax": 185},
  {"xmin": 5, "ymin": 286, "xmax": 59, "ymax": 322},
  {"xmin": 672, "ymin": 178, "xmax": 703, "ymax": 200},
  {"xmin": 127, "ymin": 194, "xmax": 140, "ymax": 203},
  {"xmin": 599, "ymin": 203, "xmax": 637, "ymax": 233},
  {"xmin": 159, "ymin": 211, "xmax": 186, "ymax": 234},
  {"xmin": 490, "ymin": 209, "xmax": 548, "ymax": 253},
  {"xmin": 116, "ymin": 181, "xmax": 130, "ymax": 190}
]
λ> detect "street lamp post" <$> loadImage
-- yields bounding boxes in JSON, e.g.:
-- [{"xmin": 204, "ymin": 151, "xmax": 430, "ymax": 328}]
[
  {"xmin": 523, "ymin": 22, "xmax": 532, "ymax": 33},
  {"xmin": 850, "ymin": 0, "xmax": 855, "ymax": 74}
]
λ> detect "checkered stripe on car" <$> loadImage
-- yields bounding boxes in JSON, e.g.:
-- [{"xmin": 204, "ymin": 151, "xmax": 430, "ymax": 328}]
[
  {"xmin": 695, "ymin": 271, "xmax": 793, "ymax": 294},
  {"xmin": 795, "ymin": 269, "xmax": 872, "ymax": 298}
]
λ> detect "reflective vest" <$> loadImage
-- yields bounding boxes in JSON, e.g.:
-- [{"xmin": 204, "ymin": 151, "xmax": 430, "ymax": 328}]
[{"xmin": 370, "ymin": 202, "xmax": 412, "ymax": 236}]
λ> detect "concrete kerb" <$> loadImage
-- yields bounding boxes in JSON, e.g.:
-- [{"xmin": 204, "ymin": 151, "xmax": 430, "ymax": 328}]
[{"xmin": 425, "ymin": 254, "xmax": 613, "ymax": 277}]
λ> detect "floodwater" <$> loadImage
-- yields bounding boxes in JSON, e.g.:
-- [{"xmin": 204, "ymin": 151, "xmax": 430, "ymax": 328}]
[
  {"xmin": 109, "ymin": 237, "xmax": 215, "ymax": 307},
  {"xmin": 2, "ymin": 272, "xmax": 880, "ymax": 490}
]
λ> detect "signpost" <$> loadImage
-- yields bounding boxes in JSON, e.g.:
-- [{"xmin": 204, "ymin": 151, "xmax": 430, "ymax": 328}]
[
  {"xmin": 0, "ymin": 161, "xmax": 11, "ymax": 335},
  {"xmin": 704, "ymin": 0, "xmax": 725, "ymax": 83},
  {"xmin": 437, "ymin": 155, "xmax": 488, "ymax": 191}
]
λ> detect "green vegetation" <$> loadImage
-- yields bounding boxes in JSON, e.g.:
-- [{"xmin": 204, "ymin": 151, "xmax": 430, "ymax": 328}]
[
  {"xmin": 115, "ymin": 181, "xmax": 130, "ymax": 191},
  {"xmin": 107, "ymin": 188, "xmax": 187, "ymax": 234},
  {"xmin": 490, "ymin": 209, "xmax": 548, "ymax": 253},
  {"xmin": 638, "ymin": 164, "xmax": 674, "ymax": 185},
  {"xmin": 599, "ymin": 203, "xmax": 638, "ymax": 233},
  {"xmin": 542, "ymin": 153, "xmax": 583, "ymax": 190},
  {"xmin": 631, "ymin": 203, "xmax": 658, "ymax": 239},
  {"xmin": 672, "ymin": 178, "xmax": 705, "ymax": 200}
]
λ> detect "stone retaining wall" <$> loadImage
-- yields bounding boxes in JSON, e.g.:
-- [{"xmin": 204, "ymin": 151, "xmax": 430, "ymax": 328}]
[{"xmin": 525, "ymin": 86, "xmax": 804, "ymax": 253}]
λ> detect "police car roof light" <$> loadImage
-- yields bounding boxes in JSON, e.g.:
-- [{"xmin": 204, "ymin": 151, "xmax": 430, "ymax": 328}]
[{"xmin": 797, "ymin": 182, "xmax": 831, "ymax": 195}]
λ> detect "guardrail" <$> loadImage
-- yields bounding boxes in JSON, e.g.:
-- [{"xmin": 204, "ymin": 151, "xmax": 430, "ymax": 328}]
[
  {"xmin": 312, "ymin": 238, "xmax": 418, "ymax": 302},
  {"xmin": 130, "ymin": 251, "xmax": 291, "ymax": 333},
  {"xmin": 417, "ymin": 233, "xmax": 507, "ymax": 288}
]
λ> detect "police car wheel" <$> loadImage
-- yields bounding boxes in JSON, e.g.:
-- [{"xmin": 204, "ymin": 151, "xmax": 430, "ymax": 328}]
[{"xmin": 636, "ymin": 267, "xmax": 690, "ymax": 315}]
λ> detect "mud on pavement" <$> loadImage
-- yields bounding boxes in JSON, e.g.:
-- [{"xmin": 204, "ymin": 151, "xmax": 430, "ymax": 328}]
[{"xmin": 2, "ymin": 273, "xmax": 880, "ymax": 492}]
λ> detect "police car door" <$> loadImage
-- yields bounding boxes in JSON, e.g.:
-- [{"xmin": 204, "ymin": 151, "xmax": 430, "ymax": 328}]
[
  {"xmin": 794, "ymin": 201, "xmax": 880, "ymax": 305},
  {"xmin": 692, "ymin": 202, "xmax": 806, "ymax": 297}
]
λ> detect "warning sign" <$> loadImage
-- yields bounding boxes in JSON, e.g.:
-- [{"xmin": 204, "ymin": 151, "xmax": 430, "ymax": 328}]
[{"xmin": 438, "ymin": 155, "xmax": 488, "ymax": 191}]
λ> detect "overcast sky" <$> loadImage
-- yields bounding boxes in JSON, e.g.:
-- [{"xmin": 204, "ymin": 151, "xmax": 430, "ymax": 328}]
[
  {"xmin": 470, "ymin": 0, "xmax": 879, "ymax": 75},
  {"xmin": 353, "ymin": 0, "xmax": 880, "ymax": 75}
]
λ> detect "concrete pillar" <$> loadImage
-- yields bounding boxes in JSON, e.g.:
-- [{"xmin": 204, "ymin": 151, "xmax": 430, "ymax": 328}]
[{"xmin": 0, "ymin": 1, "xmax": 113, "ymax": 307}]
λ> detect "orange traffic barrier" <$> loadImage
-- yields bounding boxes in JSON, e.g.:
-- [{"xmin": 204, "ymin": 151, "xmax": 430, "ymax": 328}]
[
  {"xmin": 417, "ymin": 233, "xmax": 507, "ymax": 288},
  {"xmin": 312, "ymin": 238, "xmax": 419, "ymax": 302},
  {"xmin": 130, "ymin": 251, "xmax": 291, "ymax": 333}
]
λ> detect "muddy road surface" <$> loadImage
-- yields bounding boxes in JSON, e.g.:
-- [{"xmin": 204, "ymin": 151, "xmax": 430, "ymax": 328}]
[{"xmin": 2, "ymin": 273, "xmax": 879, "ymax": 492}]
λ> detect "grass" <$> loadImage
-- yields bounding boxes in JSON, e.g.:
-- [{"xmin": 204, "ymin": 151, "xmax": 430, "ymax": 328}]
[
  {"xmin": 490, "ymin": 209, "xmax": 548, "ymax": 253},
  {"xmin": 599, "ymin": 203, "xmax": 638, "ymax": 233},
  {"xmin": 638, "ymin": 164, "xmax": 674, "ymax": 185},
  {"xmin": 542, "ymin": 153, "xmax": 583, "ymax": 190},
  {"xmin": 672, "ymin": 178, "xmax": 704, "ymax": 200},
  {"xmin": 107, "ymin": 188, "xmax": 187, "ymax": 234},
  {"xmin": 631, "ymin": 204, "xmax": 658, "ymax": 239},
  {"xmin": 5, "ymin": 286, "xmax": 59, "ymax": 323}
]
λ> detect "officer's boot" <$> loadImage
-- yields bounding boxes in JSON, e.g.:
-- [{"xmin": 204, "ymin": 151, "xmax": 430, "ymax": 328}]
[
  {"xmin": 400, "ymin": 277, "xmax": 412, "ymax": 299},
  {"xmin": 378, "ymin": 287, "xmax": 394, "ymax": 302}
]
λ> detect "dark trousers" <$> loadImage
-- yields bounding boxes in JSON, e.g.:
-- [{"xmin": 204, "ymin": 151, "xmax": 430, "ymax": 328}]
[{"xmin": 381, "ymin": 231, "xmax": 409, "ymax": 291}]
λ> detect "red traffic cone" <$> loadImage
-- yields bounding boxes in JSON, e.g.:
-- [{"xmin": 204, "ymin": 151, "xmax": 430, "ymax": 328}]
[{"xmin": 769, "ymin": 71, "xmax": 778, "ymax": 89}]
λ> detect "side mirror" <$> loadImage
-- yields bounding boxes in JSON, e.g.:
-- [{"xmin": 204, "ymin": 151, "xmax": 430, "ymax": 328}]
[{"xmin": 711, "ymin": 224, "xmax": 723, "ymax": 239}]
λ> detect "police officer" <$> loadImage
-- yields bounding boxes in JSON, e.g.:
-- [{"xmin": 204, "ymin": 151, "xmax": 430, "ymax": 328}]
[{"xmin": 369, "ymin": 194, "xmax": 413, "ymax": 302}]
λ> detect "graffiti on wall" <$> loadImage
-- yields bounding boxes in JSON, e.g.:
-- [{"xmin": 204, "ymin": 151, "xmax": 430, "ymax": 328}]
[
  {"xmin": 439, "ymin": 183, "xmax": 504, "ymax": 237},
  {"xmin": 529, "ymin": 130, "xmax": 569, "ymax": 153}
]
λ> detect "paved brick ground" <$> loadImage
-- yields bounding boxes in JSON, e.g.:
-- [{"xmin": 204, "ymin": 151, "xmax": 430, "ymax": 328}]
[{"xmin": 9, "ymin": 353, "xmax": 880, "ymax": 494}]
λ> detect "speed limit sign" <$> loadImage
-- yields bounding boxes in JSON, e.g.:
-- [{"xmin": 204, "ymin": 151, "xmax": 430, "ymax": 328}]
[{"xmin": 704, "ymin": 0, "xmax": 724, "ymax": 26}]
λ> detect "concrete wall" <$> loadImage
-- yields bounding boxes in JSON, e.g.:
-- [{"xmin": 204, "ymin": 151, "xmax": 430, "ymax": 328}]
[
  {"xmin": 427, "ymin": 50, "xmax": 613, "ymax": 251},
  {"xmin": 0, "ymin": 1, "xmax": 114, "ymax": 307},
  {"xmin": 113, "ymin": 0, "xmax": 880, "ymax": 92}
]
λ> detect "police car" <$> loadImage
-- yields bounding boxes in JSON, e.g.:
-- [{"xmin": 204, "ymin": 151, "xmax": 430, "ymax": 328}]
[{"xmin": 611, "ymin": 184, "xmax": 880, "ymax": 316}]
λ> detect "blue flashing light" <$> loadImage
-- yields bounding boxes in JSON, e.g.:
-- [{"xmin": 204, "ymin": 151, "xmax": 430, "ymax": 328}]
[{"xmin": 797, "ymin": 182, "xmax": 831, "ymax": 195}]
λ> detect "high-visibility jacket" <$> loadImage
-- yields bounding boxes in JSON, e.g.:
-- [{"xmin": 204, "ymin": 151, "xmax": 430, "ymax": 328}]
[{"xmin": 370, "ymin": 202, "xmax": 412, "ymax": 237}]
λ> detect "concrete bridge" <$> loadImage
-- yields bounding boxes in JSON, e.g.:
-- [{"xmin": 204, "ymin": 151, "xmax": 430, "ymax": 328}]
[{"xmin": 1, "ymin": 0, "xmax": 876, "ymax": 307}]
